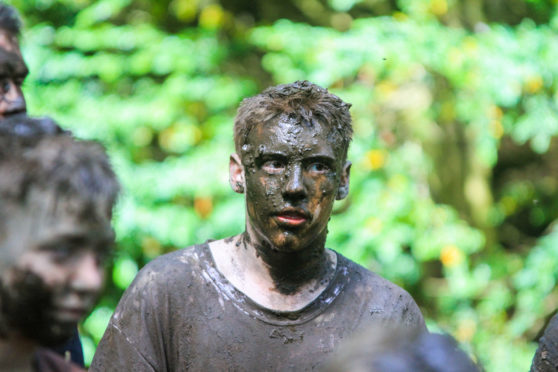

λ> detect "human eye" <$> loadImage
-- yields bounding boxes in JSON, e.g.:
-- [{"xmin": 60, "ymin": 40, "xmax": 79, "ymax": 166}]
[
  {"xmin": 307, "ymin": 162, "xmax": 330, "ymax": 174},
  {"xmin": 0, "ymin": 79, "xmax": 10, "ymax": 94},
  {"xmin": 46, "ymin": 244, "xmax": 75, "ymax": 264},
  {"xmin": 261, "ymin": 159, "xmax": 285, "ymax": 174}
]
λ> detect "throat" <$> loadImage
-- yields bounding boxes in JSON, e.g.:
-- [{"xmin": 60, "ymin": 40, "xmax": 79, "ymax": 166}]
[
  {"xmin": 244, "ymin": 232, "xmax": 333, "ymax": 295},
  {"xmin": 210, "ymin": 234, "xmax": 338, "ymax": 312}
]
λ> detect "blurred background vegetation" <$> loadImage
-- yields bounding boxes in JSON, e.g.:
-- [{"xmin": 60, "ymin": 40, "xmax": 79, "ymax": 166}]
[{"xmin": 7, "ymin": 0, "xmax": 558, "ymax": 369}]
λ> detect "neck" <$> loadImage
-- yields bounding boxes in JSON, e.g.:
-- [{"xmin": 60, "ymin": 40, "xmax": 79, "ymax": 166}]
[
  {"xmin": 0, "ymin": 334, "xmax": 35, "ymax": 372},
  {"xmin": 242, "ymin": 226, "xmax": 332, "ymax": 295}
]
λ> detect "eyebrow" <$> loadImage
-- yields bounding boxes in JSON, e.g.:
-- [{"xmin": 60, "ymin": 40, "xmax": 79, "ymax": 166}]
[
  {"xmin": 257, "ymin": 151, "xmax": 288, "ymax": 158},
  {"xmin": 38, "ymin": 230, "xmax": 114, "ymax": 249},
  {"xmin": 303, "ymin": 154, "xmax": 336, "ymax": 163}
]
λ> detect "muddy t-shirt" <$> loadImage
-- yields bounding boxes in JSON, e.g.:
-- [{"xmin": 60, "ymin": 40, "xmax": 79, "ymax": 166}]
[{"xmin": 91, "ymin": 243, "xmax": 425, "ymax": 371}]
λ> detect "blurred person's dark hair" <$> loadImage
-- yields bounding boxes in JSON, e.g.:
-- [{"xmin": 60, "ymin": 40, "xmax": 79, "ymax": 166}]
[
  {"xmin": 0, "ymin": 134, "xmax": 120, "ymax": 230},
  {"xmin": 0, "ymin": 112, "xmax": 65, "ymax": 138},
  {"xmin": 322, "ymin": 325, "xmax": 481, "ymax": 372},
  {"xmin": 531, "ymin": 312, "xmax": 558, "ymax": 372},
  {"xmin": 0, "ymin": 114, "xmax": 67, "ymax": 161},
  {"xmin": 0, "ymin": 3, "xmax": 21, "ymax": 35}
]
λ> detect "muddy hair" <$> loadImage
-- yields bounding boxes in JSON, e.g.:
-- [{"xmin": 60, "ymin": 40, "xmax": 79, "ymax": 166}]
[
  {"xmin": 0, "ymin": 114, "xmax": 65, "ymax": 140},
  {"xmin": 0, "ymin": 134, "xmax": 120, "ymax": 234},
  {"xmin": 0, "ymin": 3, "xmax": 21, "ymax": 35},
  {"xmin": 234, "ymin": 80, "xmax": 353, "ymax": 160}
]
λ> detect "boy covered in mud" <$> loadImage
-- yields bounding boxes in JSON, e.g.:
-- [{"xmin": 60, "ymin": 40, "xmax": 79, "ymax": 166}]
[
  {"xmin": 0, "ymin": 131, "xmax": 119, "ymax": 371},
  {"xmin": 92, "ymin": 81, "xmax": 425, "ymax": 371}
]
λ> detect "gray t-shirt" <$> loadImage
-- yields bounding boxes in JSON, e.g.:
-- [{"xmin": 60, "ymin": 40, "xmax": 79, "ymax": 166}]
[{"xmin": 91, "ymin": 243, "xmax": 425, "ymax": 371}]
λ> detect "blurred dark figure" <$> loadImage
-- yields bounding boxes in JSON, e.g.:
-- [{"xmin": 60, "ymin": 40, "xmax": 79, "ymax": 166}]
[
  {"xmin": 0, "ymin": 131, "xmax": 119, "ymax": 371},
  {"xmin": 322, "ymin": 325, "xmax": 481, "ymax": 372},
  {"xmin": 0, "ymin": 113, "xmax": 65, "ymax": 138},
  {"xmin": 0, "ymin": 4, "xmax": 27, "ymax": 118},
  {"xmin": 531, "ymin": 313, "xmax": 558, "ymax": 372}
]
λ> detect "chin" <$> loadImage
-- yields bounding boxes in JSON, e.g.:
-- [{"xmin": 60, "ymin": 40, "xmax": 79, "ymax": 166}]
[{"xmin": 269, "ymin": 232, "xmax": 306, "ymax": 252}]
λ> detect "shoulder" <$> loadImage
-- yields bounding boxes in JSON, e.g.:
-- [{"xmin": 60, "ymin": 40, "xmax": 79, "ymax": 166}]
[
  {"xmin": 131, "ymin": 244, "xmax": 206, "ymax": 287},
  {"xmin": 336, "ymin": 252, "xmax": 426, "ymax": 330},
  {"xmin": 112, "ymin": 244, "xmax": 209, "ymax": 315}
]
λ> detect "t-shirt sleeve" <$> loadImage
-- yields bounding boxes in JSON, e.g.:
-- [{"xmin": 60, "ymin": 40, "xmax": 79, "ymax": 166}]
[
  {"xmin": 398, "ymin": 291, "xmax": 427, "ymax": 333},
  {"xmin": 90, "ymin": 324, "xmax": 157, "ymax": 372},
  {"xmin": 90, "ymin": 262, "xmax": 170, "ymax": 371},
  {"xmin": 361, "ymin": 273, "xmax": 427, "ymax": 333}
]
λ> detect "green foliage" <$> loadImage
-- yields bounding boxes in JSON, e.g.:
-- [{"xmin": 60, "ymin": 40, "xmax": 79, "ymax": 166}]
[{"xmin": 9, "ymin": 0, "xmax": 558, "ymax": 370}]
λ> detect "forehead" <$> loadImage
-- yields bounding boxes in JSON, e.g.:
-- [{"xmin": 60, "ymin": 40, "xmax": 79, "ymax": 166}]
[
  {"xmin": 0, "ymin": 30, "xmax": 19, "ymax": 54},
  {"xmin": 4, "ymin": 191, "xmax": 113, "ymax": 250},
  {"xmin": 245, "ymin": 115, "xmax": 341, "ymax": 159}
]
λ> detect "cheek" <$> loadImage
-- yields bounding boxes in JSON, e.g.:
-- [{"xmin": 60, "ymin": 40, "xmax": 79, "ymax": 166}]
[
  {"xmin": 19, "ymin": 255, "xmax": 66, "ymax": 286},
  {"xmin": 311, "ymin": 176, "xmax": 336, "ymax": 200},
  {"xmin": 248, "ymin": 174, "xmax": 281, "ymax": 202},
  {"xmin": 0, "ymin": 101, "xmax": 8, "ymax": 113}
]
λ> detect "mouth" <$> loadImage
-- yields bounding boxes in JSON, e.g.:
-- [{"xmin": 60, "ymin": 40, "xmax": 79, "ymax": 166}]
[
  {"xmin": 274, "ymin": 208, "xmax": 310, "ymax": 227},
  {"xmin": 52, "ymin": 306, "xmax": 89, "ymax": 322}
]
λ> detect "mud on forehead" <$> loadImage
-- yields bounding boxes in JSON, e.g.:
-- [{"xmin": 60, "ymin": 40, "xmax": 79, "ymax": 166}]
[{"xmin": 241, "ymin": 113, "xmax": 345, "ymax": 159}]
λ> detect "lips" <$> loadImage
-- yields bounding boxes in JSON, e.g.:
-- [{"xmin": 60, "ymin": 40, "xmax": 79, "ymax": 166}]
[
  {"xmin": 274, "ymin": 208, "xmax": 310, "ymax": 227},
  {"xmin": 53, "ymin": 306, "xmax": 89, "ymax": 322}
]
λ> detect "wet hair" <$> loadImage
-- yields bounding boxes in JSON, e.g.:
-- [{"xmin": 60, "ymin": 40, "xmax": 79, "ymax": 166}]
[
  {"xmin": 0, "ymin": 114, "xmax": 68, "ymax": 161},
  {"xmin": 531, "ymin": 313, "xmax": 558, "ymax": 372},
  {"xmin": 234, "ymin": 80, "xmax": 353, "ymax": 160},
  {"xmin": 0, "ymin": 113, "xmax": 65, "ymax": 137},
  {"xmin": 0, "ymin": 133, "xmax": 120, "ymax": 237},
  {"xmin": 323, "ymin": 326, "xmax": 481, "ymax": 372},
  {"xmin": 0, "ymin": 4, "xmax": 21, "ymax": 35}
]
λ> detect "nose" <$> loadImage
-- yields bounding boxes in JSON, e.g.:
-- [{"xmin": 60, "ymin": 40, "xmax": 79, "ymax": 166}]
[
  {"xmin": 282, "ymin": 163, "xmax": 306, "ymax": 200},
  {"xmin": 0, "ymin": 81, "xmax": 26, "ymax": 117},
  {"xmin": 70, "ymin": 252, "xmax": 104, "ymax": 293}
]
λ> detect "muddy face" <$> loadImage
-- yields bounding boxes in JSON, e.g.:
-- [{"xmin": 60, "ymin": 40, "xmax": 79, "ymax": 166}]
[
  {"xmin": 0, "ymin": 191, "xmax": 113, "ymax": 345},
  {"xmin": 240, "ymin": 115, "xmax": 350, "ymax": 253},
  {"xmin": 0, "ymin": 31, "xmax": 27, "ymax": 119}
]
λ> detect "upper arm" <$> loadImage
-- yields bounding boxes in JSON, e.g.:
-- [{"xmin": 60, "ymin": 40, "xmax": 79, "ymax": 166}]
[
  {"xmin": 396, "ymin": 289, "xmax": 427, "ymax": 333},
  {"xmin": 90, "ymin": 323, "xmax": 158, "ymax": 372},
  {"xmin": 91, "ymin": 265, "xmax": 169, "ymax": 371}
]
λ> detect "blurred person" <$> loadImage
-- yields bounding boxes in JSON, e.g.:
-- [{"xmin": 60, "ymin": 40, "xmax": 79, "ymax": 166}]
[
  {"xmin": 0, "ymin": 3, "xmax": 27, "ymax": 119},
  {"xmin": 531, "ymin": 312, "xmax": 558, "ymax": 372},
  {"xmin": 0, "ymin": 133, "xmax": 120, "ymax": 371},
  {"xmin": 0, "ymin": 4, "xmax": 83, "ymax": 365},
  {"xmin": 323, "ymin": 324, "xmax": 481, "ymax": 372},
  {"xmin": 0, "ymin": 113, "xmax": 82, "ymax": 367},
  {"xmin": 92, "ymin": 81, "xmax": 425, "ymax": 371}
]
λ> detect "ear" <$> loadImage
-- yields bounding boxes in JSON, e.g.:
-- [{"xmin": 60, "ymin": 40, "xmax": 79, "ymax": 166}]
[
  {"xmin": 336, "ymin": 161, "xmax": 351, "ymax": 200},
  {"xmin": 229, "ymin": 153, "xmax": 245, "ymax": 194}
]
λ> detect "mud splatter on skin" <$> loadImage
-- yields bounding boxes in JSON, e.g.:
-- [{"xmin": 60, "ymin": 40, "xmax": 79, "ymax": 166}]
[
  {"xmin": 240, "ymin": 115, "xmax": 349, "ymax": 294},
  {"xmin": 0, "ymin": 269, "xmax": 75, "ymax": 346}
]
